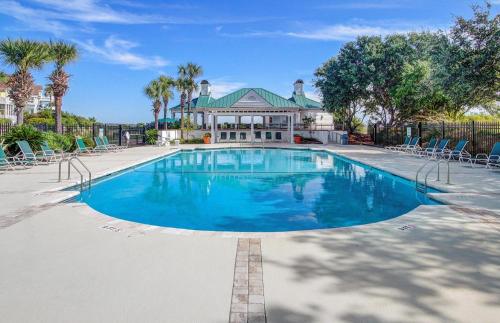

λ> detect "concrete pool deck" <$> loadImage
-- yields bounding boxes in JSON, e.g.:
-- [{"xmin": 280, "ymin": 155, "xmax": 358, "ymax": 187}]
[{"xmin": 0, "ymin": 144, "xmax": 499, "ymax": 323}]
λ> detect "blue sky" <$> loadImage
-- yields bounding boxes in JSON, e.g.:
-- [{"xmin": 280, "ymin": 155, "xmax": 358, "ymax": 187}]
[{"xmin": 0, "ymin": 0, "xmax": 498, "ymax": 123}]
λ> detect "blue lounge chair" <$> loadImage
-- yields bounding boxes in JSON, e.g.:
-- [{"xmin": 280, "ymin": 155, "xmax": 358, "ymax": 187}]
[
  {"xmin": 439, "ymin": 139, "xmax": 470, "ymax": 160},
  {"xmin": 94, "ymin": 137, "xmax": 114, "ymax": 152},
  {"xmin": 0, "ymin": 147, "xmax": 23, "ymax": 170},
  {"xmin": 420, "ymin": 139, "xmax": 449, "ymax": 158},
  {"xmin": 412, "ymin": 137, "xmax": 437, "ymax": 156},
  {"xmin": 40, "ymin": 141, "xmax": 68, "ymax": 162},
  {"xmin": 460, "ymin": 142, "xmax": 500, "ymax": 168},
  {"xmin": 385, "ymin": 136, "xmax": 411, "ymax": 151},
  {"xmin": 15, "ymin": 140, "xmax": 47, "ymax": 165},
  {"xmin": 103, "ymin": 136, "xmax": 126, "ymax": 150},
  {"xmin": 400, "ymin": 137, "xmax": 420, "ymax": 153},
  {"xmin": 76, "ymin": 138, "xmax": 101, "ymax": 155}
]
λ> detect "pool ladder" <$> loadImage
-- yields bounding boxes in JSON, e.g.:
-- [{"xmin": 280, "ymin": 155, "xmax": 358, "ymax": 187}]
[
  {"xmin": 415, "ymin": 159, "xmax": 451, "ymax": 193},
  {"xmin": 58, "ymin": 156, "xmax": 92, "ymax": 191}
]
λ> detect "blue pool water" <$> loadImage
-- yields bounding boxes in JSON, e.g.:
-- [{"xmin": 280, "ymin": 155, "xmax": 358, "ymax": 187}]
[{"xmin": 78, "ymin": 148, "xmax": 438, "ymax": 232}]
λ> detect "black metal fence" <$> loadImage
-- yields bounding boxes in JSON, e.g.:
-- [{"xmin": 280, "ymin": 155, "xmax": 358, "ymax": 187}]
[
  {"xmin": 0, "ymin": 123, "xmax": 147, "ymax": 146},
  {"xmin": 368, "ymin": 121, "xmax": 500, "ymax": 155}
]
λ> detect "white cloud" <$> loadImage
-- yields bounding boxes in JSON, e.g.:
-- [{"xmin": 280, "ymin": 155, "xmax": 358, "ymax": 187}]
[
  {"xmin": 75, "ymin": 36, "xmax": 168, "ymax": 70},
  {"xmin": 30, "ymin": 0, "xmax": 165, "ymax": 24},
  {"xmin": 194, "ymin": 79, "xmax": 246, "ymax": 98},
  {"xmin": 304, "ymin": 91, "xmax": 321, "ymax": 102},
  {"xmin": 286, "ymin": 24, "xmax": 409, "ymax": 41},
  {"xmin": 318, "ymin": 1, "xmax": 408, "ymax": 9}
]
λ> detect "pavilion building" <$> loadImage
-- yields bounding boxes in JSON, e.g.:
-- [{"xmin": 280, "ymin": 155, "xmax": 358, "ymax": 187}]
[{"xmin": 170, "ymin": 80, "xmax": 334, "ymax": 144}]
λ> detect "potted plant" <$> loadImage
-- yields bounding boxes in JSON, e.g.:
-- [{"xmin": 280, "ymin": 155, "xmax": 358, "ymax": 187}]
[
  {"xmin": 293, "ymin": 134, "xmax": 302, "ymax": 144},
  {"xmin": 203, "ymin": 132, "xmax": 211, "ymax": 144}
]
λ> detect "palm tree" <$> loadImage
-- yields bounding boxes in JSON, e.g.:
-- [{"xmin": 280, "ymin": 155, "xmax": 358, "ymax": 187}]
[
  {"xmin": 43, "ymin": 84, "xmax": 54, "ymax": 109},
  {"xmin": 0, "ymin": 39, "xmax": 50, "ymax": 124},
  {"xmin": 185, "ymin": 62, "xmax": 203, "ymax": 123},
  {"xmin": 157, "ymin": 75, "xmax": 175, "ymax": 130},
  {"xmin": 48, "ymin": 41, "xmax": 78, "ymax": 134},
  {"xmin": 176, "ymin": 76, "xmax": 190, "ymax": 139},
  {"xmin": 0, "ymin": 71, "xmax": 9, "ymax": 83},
  {"xmin": 144, "ymin": 79, "xmax": 162, "ymax": 130}
]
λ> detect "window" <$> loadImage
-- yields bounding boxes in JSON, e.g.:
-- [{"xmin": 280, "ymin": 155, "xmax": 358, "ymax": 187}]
[
  {"xmin": 255, "ymin": 131, "xmax": 261, "ymax": 139},
  {"xmin": 220, "ymin": 132, "xmax": 227, "ymax": 140},
  {"xmin": 276, "ymin": 132, "xmax": 282, "ymax": 140},
  {"xmin": 240, "ymin": 132, "xmax": 246, "ymax": 140},
  {"xmin": 266, "ymin": 132, "xmax": 272, "ymax": 140},
  {"xmin": 229, "ymin": 132, "xmax": 236, "ymax": 140}
]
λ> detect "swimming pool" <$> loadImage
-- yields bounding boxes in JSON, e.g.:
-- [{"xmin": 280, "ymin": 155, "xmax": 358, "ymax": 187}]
[{"xmin": 77, "ymin": 148, "xmax": 439, "ymax": 232}]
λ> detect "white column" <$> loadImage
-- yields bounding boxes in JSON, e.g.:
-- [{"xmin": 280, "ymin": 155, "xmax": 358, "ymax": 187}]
[
  {"xmin": 250, "ymin": 115, "xmax": 254, "ymax": 143},
  {"xmin": 290, "ymin": 114, "xmax": 294, "ymax": 144},
  {"xmin": 211, "ymin": 114, "xmax": 216, "ymax": 144}
]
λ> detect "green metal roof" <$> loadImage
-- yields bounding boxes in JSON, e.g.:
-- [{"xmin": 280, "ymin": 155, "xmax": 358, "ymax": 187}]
[
  {"xmin": 170, "ymin": 95, "xmax": 214, "ymax": 110},
  {"xmin": 158, "ymin": 118, "xmax": 176, "ymax": 123},
  {"xmin": 170, "ymin": 87, "xmax": 322, "ymax": 110},
  {"xmin": 206, "ymin": 88, "xmax": 301, "ymax": 108},
  {"xmin": 289, "ymin": 94, "xmax": 322, "ymax": 109}
]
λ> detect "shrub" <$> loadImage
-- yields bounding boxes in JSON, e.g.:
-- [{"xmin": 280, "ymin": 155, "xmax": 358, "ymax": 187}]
[
  {"xmin": 1, "ymin": 124, "xmax": 44, "ymax": 155},
  {"xmin": 145, "ymin": 129, "xmax": 157, "ymax": 145},
  {"xmin": 42, "ymin": 131, "xmax": 74, "ymax": 151},
  {"xmin": 26, "ymin": 117, "xmax": 55, "ymax": 126},
  {"xmin": 0, "ymin": 118, "xmax": 12, "ymax": 125},
  {"xmin": 180, "ymin": 138, "xmax": 204, "ymax": 144}
]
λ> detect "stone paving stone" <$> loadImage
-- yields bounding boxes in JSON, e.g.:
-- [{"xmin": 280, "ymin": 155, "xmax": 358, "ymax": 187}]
[
  {"xmin": 248, "ymin": 313, "xmax": 266, "ymax": 323},
  {"xmin": 230, "ymin": 312, "xmax": 248, "ymax": 323},
  {"xmin": 232, "ymin": 294, "xmax": 249, "ymax": 304},
  {"xmin": 230, "ymin": 238, "xmax": 266, "ymax": 323},
  {"xmin": 249, "ymin": 286, "xmax": 264, "ymax": 295},
  {"xmin": 232, "ymin": 288, "xmax": 248, "ymax": 295},
  {"xmin": 231, "ymin": 303, "xmax": 248, "ymax": 313},
  {"xmin": 249, "ymin": 295, "xmax": 265, "ymax": 304},
  {"xmin": 248, "ymin": 303, "xmax": 265, "ymax": 313}
]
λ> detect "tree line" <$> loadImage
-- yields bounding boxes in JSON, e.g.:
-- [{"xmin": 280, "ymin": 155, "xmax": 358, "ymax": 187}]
[
  {"xmin": 315, "ymin": 3, "xmax": 499, "ymax": 133},
  {"xmin": 144, "ymin": 62, "xmax": 203, "ymax": 139},
  {"xmin": 0, "ymin": 39, "xmax": 78, "ymax": 133}
]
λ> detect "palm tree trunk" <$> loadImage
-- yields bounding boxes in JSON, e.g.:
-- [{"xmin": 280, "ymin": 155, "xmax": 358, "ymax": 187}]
[
  {"xmin": 154, "ymin": 111, "xmax": 159, "ymax": 130},
  {"xmin": 163, "ymin": 99, "xmax": 168, "ymax": 130},
  {"xmin": 16, "ymin": 107, "xmax": 24, "ymax": 125},
  {"xmin": 55, "ymin": 95, "xmax": 63, "ymax": 133},
  {"xmin": 180, "ymin": 95, "xmax": 185, "ymax": 140},
  {"xmin": 187, "ymin": 91, "xmax": 192, "ymax": 122}
]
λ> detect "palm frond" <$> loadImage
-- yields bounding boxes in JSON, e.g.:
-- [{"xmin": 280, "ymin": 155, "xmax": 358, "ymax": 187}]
[{"xmin": 0, "ymin": 39, "xmax": 51, "ymax": 72}]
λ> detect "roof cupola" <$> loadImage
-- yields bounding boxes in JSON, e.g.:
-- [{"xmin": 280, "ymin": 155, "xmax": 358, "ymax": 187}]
[
  {"xmin": 200, "ymin": 80, "xmax": 210, "ymax": 96},
  {"xmin": 293, "ymin": 79, "xmax": 304, "ymax": 96}
]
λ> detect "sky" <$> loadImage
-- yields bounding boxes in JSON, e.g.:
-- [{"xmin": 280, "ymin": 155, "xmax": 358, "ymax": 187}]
[{"xmin": 0, "ymin": 0, "xmax": 498, "ymax": 123}]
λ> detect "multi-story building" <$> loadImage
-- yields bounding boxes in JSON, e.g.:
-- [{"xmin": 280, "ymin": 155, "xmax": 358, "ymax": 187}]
[{"xmin": 0, "ymin": 83, "xmax": 52, "ymax": 124}]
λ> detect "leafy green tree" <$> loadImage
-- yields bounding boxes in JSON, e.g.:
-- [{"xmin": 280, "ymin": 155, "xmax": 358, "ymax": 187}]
[
  {"xmin": 0, "ymin": 71, "xmax": 9, "ymax": 83},
  {"xmin": 315, "ymin": 37, "xmax": 373, "ymax": 133},
  {"xmin": 144, "ymin": 79, "xmax": 162, "ymax": 130},
  {"xmin": 157, "ymin": 75, "xmax": 175, "ymax": 130},
  {"xmin": 434, "ymin": 2, "xmax": 499, "ymax": 118},
  {"xmin": 48, "ymin": 41, "xmax": 78, "ymax": 134},
  {"xmin": 0, "ymin": 39, "xmax": 50, "ymax": 124}
]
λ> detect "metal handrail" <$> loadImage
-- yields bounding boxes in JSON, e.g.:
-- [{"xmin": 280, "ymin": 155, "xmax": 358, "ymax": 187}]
[
  {"xmin": 425, "ymin": 159, "xmax": 451, "ymax": 187},
  {"xmin": 415, "ymin": 159, "xmax": 434, "ymax": 190},
  {"xmin": 58, "ymin": 156, "xmax": 92, "ymax": 190}
]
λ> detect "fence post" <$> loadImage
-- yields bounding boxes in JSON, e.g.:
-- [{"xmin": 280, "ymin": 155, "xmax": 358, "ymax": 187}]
[
  {"xmin": 418, "ymin": 122, "xmax": 422, "ymax": 139},
  {"xmin": 92, "ymin": 123, "xmax": 95, "ymax": 139},
  {"xmin": 374, "ymin": 124, "xmax": 378, "ymax": 145},
  {"xmin": 441, "ymin": 121, "xmax": 445, "ymax": 139},
  {"xmin": 104, "ymin": 124, "xmax": 107, "ymax": 139},
  {"xmin": 471, "ymin": 120, "xmax": 476, "ymax": 156},
  {"xmin": 118, "ymin": 124, "xmax": 122, "ymax": 146},
  {"xmin": 143, "ymin": 124, "xmax": 146, "ymax": 144}
]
